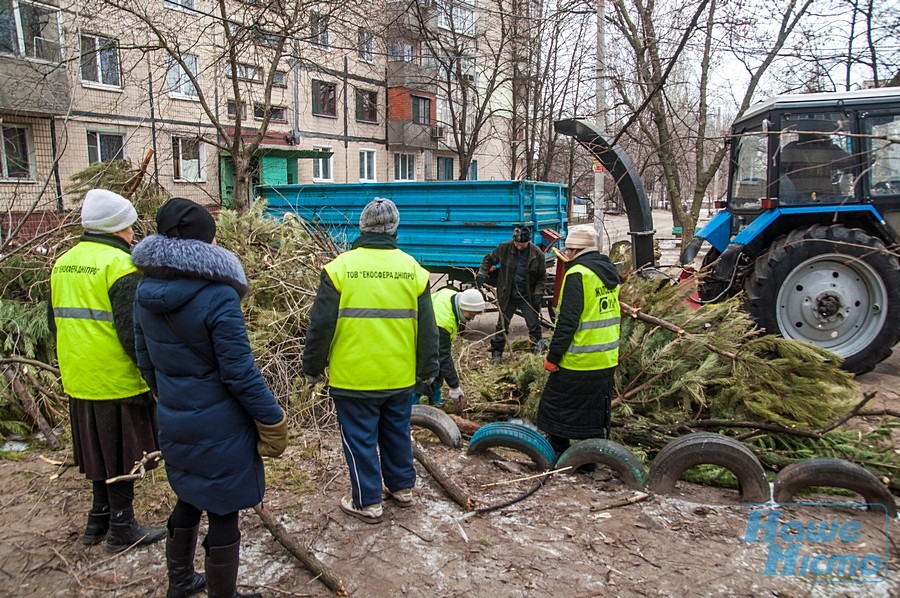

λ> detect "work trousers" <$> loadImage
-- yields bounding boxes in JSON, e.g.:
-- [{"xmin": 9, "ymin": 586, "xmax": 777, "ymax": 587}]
[
  {"xmin": 333, "ymin": 392, "xmax": 416, "ymax": 508},
  {"xmin": 491, "ymin": 295, "xmax": 543, "ymax": 353}
]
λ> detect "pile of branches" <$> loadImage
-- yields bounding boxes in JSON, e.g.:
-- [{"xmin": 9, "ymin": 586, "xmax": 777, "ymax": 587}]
[{"xmin": 459, "ymin": 275, "xmax": 898, "ymax": 493}]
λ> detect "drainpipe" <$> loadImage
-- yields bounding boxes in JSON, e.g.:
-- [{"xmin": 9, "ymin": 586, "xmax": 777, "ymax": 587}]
[
  {"xmin": 148, "ymin": 70, "xmax": 159, "ymax": 180},
  {"xmin": 48, "ymin": 116, "xmax": 63, "ymax": 211}
]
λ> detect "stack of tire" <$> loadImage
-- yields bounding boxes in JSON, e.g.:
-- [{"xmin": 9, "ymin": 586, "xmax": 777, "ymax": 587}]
[{"xmin": 453, "ymin": 418, "xmax": 897, "ymax": 516}]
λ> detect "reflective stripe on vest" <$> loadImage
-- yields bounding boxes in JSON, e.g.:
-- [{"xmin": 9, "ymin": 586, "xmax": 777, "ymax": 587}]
[
  {"xmin": 324, "ymin": 247, "xmax": 430, "ymax": 390},
  {"xmin": 557, "ymin": 263, "xmax": 620, "ymax": 371},
  {"xmin": 431, "ymin": 288, "xmax": 459, "ymax": 341},
  {"xmin": 51, "ymin": 241, "xmax": 149, "ymax": 400}
]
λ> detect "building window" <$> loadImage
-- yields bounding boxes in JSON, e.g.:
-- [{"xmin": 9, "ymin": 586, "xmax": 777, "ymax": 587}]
[
  {"xmin": 253, "ymin": 103, "xmax": 287, "ymax": 122},
  {"xmin": 355, "ymin": 89, "xmax": 377, "ymax": 123},
  {"xmin": 312, "ymin": 145, "xmax": 332, "ymax": 181},
  {"xmin": 272, "ymin": 70, "xmax": 287, "ymax": 87},
  {"xmin": 1, "ymin": 0, "xmax": 61, "ymax": 61},
  {"xmin": 394, "ymin": 153, "xmax": 415, "ymax": 182},
  {"xmin": 312, "ymin": 79, "xmax": 337, "ymax": 117},
  {"xmin": 173, "ymin": 136, "xmax": 204, "ymax": 182},
  {"xmin": 388, "ymin": 42, "xmax": 414, "ymax": 62},
  {"xmin": 357, "ymin": 27, "xmax": 374, "ymax": 62},
  {"xmin": 86, "ymin": 132, "xmax": 124, "ymax": 164},
  {"xmin": 227, "ymin": 99, "xmax": 246, "ymax": 119},
  {"xmin": 437, "ymin": 2, "xmax": 475, "ymax": 36},
  {"xmin": 437, "ymin": 156, "xmax": 454, "ymax": 180},
  {"xmin": 80, "ymin": 34, "xmax": 121, "ymax": 87},
  {"xmin": 167, "ymin": 54, "xmax": 199, "ymax": 98},
  {"xmin": 412, "ymin": 96, "xmax": 431, "ymax": 125},
  {"xmin": 359, "ymin": 149, "xmax": 376, "ymax": 182},
  {"xmin": 164, "ymin": 0, "xmax": 195, "ymax": 11},
  {"xmin": 467, "ymin": 159, "xmax": 478, "ymax": 181},
  {"xmin": 225, "ymin": 62, "xmax": 262, "ymax": 83},
  {"xmin": 0, "ymin": 125, "xmax": 32, "ymax": 180},
  {"xmin": 310, "ymin": 12, "xmax": 330, "ymax": 48}
]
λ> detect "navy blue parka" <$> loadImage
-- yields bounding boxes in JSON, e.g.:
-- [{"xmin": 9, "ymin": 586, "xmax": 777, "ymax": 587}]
[{"xmin": 132, "ymin": 235, "xmax": 283, "ymax": 514}]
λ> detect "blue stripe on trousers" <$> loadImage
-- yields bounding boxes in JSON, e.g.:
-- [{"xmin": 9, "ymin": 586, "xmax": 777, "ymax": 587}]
[{"xmin": 333, "ymin": 392, "xmax": 416, "ymax": 508}]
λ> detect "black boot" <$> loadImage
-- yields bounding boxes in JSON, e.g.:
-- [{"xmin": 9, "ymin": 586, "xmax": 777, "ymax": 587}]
[
  {"xmin": 166, "ymin": 524, "xmax": 206, "ymax": 598},
  {"xmin": 204, "ymin": 539, "xmax": 261, "ymax": 598},
  {"xmin": 106, "ymin": 519, "xmax": 166, "ymax": 552},
  {"xmin": 82, "ymin": 507, "xmax": 110, "ymax": 545}
]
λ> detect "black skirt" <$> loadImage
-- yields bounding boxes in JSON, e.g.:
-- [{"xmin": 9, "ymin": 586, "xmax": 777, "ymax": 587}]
[
  {"xmin": 536, "ymin": 367, "xmax": 615, "ymax": 439},
  {"xmin": 69, "ymin": 394, "xmax": 160, "ymax": 481}
]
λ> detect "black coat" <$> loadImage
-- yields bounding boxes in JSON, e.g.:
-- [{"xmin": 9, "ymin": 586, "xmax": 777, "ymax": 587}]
[
  {"xmin": 537, "ymin": 249, "xmax": 620, "ymax": 439},
  {"xmin": 478, "ymin": 240, "xmax": 546, "ymax": 311}
]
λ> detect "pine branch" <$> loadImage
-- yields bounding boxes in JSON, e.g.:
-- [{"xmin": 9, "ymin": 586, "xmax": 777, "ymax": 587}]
[{"xmin": 620, "ymin": 301, "xmax": 739, "ymax": 361}]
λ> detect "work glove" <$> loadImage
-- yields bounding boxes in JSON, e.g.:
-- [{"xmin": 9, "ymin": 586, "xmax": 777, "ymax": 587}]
[
  {"xmin": 544, "ymin": 360, "xmax": 560, "ymax": 373},
  {"xmin": 305, "ymin": 373, "xmax": 324, "ymax": 387},
  {"xmin": 475, "ymin": 272, "xmax": 487, "ymax": 288},
  {"xmin": 447, "ymin": 386, "xmax": 466, "ymax": 412},
  {"xmin": 256, "ymin": 414, "xmax": 288, "ymax": 458}
]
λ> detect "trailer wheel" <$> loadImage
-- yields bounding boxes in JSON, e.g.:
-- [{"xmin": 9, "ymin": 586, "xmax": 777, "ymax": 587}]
[
  {"xmin": 410, "ymin": 405, "xmax": 462, "ymax": 449},
  {"xmin": 745, "ymin": 225, "xmax": 900, "ymax": 374},
  {"xmin": 467, "ymin": 422, "xmax": 556, "ymax": 470},
  {"xmin": 647, "ymin": 433, "xmax": 770, "ymax": 503},
  {"xmin": 555, "ymin": 439, "xmax": 646, "ymax": 489},
  {"xmin": 773, "ymin": 457, "xmax": 897, "ymax": 517}
]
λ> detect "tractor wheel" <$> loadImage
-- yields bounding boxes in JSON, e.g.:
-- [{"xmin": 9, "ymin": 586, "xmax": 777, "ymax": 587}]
[
  {"xmin": 745, "ymin": 225, "xmax": 900, "ymax": 374},
  {"xmin": 696, "ymin": 247, "xmax": 731, "ymax": 302}
]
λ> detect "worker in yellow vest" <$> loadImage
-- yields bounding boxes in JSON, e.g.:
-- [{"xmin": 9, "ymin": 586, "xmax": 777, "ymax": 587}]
[
  {"xmin": 303, "ymin": 198, "xmax": 440, "ymax": 524},
  {"xmin": 50, "ymin": 189, "xmax": 165, "ymax": 551},
  {"xmin": 411, "ymin": 287, "xmax": 486, "ymax": 410},
  {"xmin": 536, "ymin": 225, "xmax": 621, "ymax": 460}
]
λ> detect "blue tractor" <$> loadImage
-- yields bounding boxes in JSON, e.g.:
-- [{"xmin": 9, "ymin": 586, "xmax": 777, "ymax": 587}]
[{"xmin": 681, "ymin": 88, "xmax": 900, "ymax": 373}]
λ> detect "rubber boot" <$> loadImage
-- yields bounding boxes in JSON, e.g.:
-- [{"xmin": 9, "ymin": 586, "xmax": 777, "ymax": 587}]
[
  {"xmin": 82, "ymin": 507, "xmax": 110, "ymax": 545},
  {"xmin": 106, "ymin": 519, "xmax": 166, "ymax": 552},
  {"xmin": 204, "ymin": 539, "xmax": 261, "ymax": 598},
  {"xmin": 166, "ymin": 524, "xmax": 206, "ymax": 598}
]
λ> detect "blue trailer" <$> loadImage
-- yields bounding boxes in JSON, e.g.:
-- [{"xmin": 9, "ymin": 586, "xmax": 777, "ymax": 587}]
[{"xmin": 258, "ymin": 180, "xmax": 569, "ymax": 280}]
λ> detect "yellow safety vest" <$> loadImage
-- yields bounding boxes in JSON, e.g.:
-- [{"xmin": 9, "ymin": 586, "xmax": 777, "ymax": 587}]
[
  {"xmin": 51, "ymin": 240, "xmax": 149, "ymax": 400},
  {"xmin": 557, "ymin": 263, "xmax": 620, "ymax": 371},
  {"xmin": 324, "ymin": 247, "xmax": 430, "ymax": 390},
  {"xmin": 432, "ymin": 288, "xmax": 459, "ymax": 341}
]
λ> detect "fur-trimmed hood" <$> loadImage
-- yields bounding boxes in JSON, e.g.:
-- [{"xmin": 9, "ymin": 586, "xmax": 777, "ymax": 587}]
[{"xmin": 132, "ymin": 235, "xmax": 249, "ymax": 314}]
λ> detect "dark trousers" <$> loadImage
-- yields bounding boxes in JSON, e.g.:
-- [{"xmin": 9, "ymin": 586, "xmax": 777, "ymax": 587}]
[
  {"xmin": 168, "ymin": 499, "xmax": 240, "ymax": 548},
  {"xmin": 93, "ymin": 479, "xmax": 136, "ymax": 524},
  {"xmin": 333, "ymin": 392, "xmax": 416, "ymax": 508},
  {"xmin": 491, "ymin": 296, "xmax": 543, "ymax": 353}
]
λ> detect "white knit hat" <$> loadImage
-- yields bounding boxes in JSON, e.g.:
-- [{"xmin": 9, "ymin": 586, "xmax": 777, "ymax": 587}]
[
  {"xmin": 81, "ymin": 189, "xmax": 138, "ymax": 233},
  {"xmin": 457, "ymin": 288, "xmax": 486, "ymax": 313},
  {"xmin": 565, "ymin": 225, "xmax": 599, "ymax": 250},
  {"xmin": 359, "ymin": 197, "xmax": 399, "ymax": 235}
]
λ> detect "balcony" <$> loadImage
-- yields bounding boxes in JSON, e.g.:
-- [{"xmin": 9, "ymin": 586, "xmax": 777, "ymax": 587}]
[
  {"xmin": 0, "ymin": 55, "xmax": 70, "ymax": 115},
  {"xmin": 386, "ymin": 60, "xmax": 440, "ymax": 93},
  {"xmin": 388, "ymin": 120, "xmax": 446, "ymax": 150}
]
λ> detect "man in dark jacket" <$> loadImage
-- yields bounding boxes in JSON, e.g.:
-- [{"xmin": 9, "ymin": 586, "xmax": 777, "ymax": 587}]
[
  {"xmin": 537, "ymin": 225, "xmax": 620, "ymax": 459},
  {"xmin": 303, "ymin": 198, "xmax": 440, "ymax": 523},
  {"xmin": 476, "ymin": 225, "xmax": 546, "ymax": 363}
]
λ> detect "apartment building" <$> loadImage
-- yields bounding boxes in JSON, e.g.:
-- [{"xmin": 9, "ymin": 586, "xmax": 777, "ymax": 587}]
[{"xmin": 0, "ymin": 0, "xmax": 512, "ymax": 233}]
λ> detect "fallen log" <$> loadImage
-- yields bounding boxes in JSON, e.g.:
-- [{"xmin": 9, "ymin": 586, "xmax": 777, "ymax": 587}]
[
  {"xmin": 254, "ymin": 504, "xmax": 347, "ymax": 596},
  {"xmin": 447, "ymin": 413, "xmax": 480, "ymax": 437},
  {"xmin": 412, "ymin": 440, "xmax": 478, "ymax": 511}
]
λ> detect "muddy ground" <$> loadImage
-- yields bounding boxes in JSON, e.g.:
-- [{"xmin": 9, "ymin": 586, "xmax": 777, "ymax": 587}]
[{"xmin": 1, "ymin": 212, "xmax": 897, "ymax": 597}]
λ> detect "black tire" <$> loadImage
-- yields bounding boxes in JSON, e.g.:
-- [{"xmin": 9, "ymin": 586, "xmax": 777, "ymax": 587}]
[
  {"xmin": 745, "ymin": 225, "xmax": 900, "ymax": 374},
  {"xmin": 772, "ymin": 457, "xmax": 897, "ymax": 517},
  {"xmin": 647, "ymin": 433, "xmax": 770, "ymax": 503},
  {"xmin": 555, "ymin": 439, "xmax": 647, "ymax": 489},
  {"xmin": 697, "ymin": 247, "xmax": 735, "ymax": 302},
  {"xmin": 467, "ymin": 423, "xmax": 556, "ymax": 470},
  {"xmin": 410, "ymin": 405, "xmax": 462, "ymax": 449}
]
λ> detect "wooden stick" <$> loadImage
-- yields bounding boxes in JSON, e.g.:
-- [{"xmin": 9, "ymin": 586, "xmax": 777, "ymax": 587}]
[
  {"xmin": 1, "ymin": 365, "xmax": 59, "ymax": 449},
  {"xmin": 126, "ymin": 148, "xmax": 154, "ymax": 198},
  {"xmin": 106, "ymin": 451, "xmax": 161, "ymax": 484},
  {"xmin": 253, "ymin": 504, "xmax": 348, "ymax": 596},
  {"xmin": 479, "ymin": 466, "xmax": 571, "ymax": 488},
  {"xmin": 594, "ymin": 492, "xmax": 653, "ymax": 511},
  {"xmin": 412, "ymin": 440, "xmax": 478, "ymax": 511}
]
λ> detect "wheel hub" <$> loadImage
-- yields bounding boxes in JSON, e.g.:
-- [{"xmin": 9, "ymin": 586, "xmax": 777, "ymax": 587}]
[{"xmin": 814, "ymin": 292, "xmax": 843, "ymax": 320}]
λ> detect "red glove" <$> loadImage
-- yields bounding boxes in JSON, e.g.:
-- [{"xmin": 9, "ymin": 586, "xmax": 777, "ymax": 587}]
[{"xmin": 544, "ymin": 360, "xmax": 560, "ymax": 373}]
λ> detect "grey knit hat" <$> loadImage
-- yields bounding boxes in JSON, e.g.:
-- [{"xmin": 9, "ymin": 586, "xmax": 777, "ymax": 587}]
[
  {"xmin": 359, "ymin": 197, "xmax": 399, "ymax": 235},
  {"xmin": 81, "ymin": 189, "xmax": 138, "ymax": 233}
]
